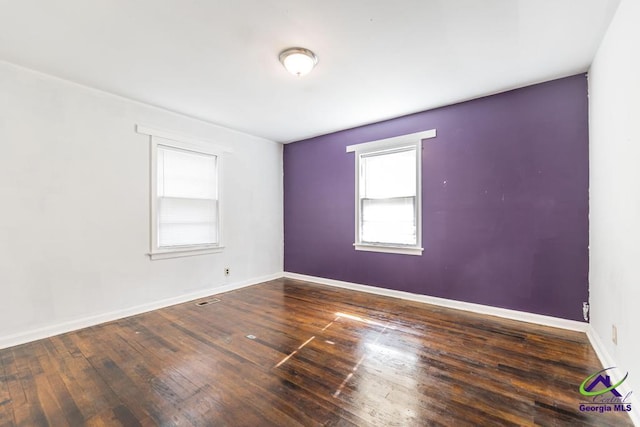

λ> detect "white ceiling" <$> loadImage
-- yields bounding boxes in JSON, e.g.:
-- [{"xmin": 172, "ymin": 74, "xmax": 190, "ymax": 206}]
[{"xmin": 0, "ymin": 0, "xmax": 620, "ymax": 143}]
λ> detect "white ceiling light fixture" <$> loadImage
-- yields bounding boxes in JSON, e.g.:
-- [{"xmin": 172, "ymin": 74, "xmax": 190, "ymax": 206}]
[{"xmin": 279, "ymin": 47, "xmax": 318, "ymax": 77}]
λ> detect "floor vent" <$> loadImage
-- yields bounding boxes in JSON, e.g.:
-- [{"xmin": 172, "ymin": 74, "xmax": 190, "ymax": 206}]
[{"xmin": 195, "ymin": 298, "xmax": 221, "ymax": 307}]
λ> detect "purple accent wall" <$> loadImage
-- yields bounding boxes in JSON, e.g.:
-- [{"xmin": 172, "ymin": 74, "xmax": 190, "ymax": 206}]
[{"xmin": 284, "ymin": 75, "xmax": 589, "ymax": 321}]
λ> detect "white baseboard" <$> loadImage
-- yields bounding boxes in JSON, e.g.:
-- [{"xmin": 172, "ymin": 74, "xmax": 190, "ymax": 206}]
[
  {"xmin": 586, "ymin": 326, "xmax": 639, "ymax": 426},
  {"xmin": 284, "ymin": 272, "xmax": 589, "ymax": 332},
  {"xmin": 586, "ymin": 326, "xmax": 617, "ymax": 371},
  {"xmin": 0, "ymin": 272, "xmax": 283, "ymax": 350}
]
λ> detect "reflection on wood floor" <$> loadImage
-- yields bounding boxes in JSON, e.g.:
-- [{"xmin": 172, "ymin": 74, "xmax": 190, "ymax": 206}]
[{"xmin": 0, "ymin": 278, "xmax": 633, "ymax": 426}]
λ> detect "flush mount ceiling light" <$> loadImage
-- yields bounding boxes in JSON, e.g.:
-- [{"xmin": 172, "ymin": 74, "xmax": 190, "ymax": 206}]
[{"xmin": 279, "ymin": 47, "xmax": 318, "ymax": 77}]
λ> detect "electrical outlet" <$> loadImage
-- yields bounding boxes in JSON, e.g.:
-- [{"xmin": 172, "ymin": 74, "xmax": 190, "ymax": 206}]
[
  {"xmin": 224, "ymin": 268, "xmax": 230, "ymax": 276},
  {"xmin": 612, "ymin": 324, "xmax": 618, "ymax": 345}
]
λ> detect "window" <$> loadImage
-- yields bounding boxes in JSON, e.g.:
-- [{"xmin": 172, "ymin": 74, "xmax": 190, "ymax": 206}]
[
  {"xmin": 156, "ymin": 145, "xmax": 218, "ymax": 247},
  {"xmin": 346, "ymin": 129, "xmax": 435, "ymax": 256},
  {"xmin": 137, "ymin": 125, "xmax": 228, "ymax": 260}
]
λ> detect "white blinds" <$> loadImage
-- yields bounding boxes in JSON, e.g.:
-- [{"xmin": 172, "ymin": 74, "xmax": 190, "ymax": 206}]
[
  {"xmin": 361, "ymin": 149, "xmax": 416, "ymax": 198},
  {"xmin": 359, "ymin": 147, "xmax": 417, "ymax": 245},
  {"xmin": 157, "ymin": 145, "xmax": 218, "ymax": 247}
]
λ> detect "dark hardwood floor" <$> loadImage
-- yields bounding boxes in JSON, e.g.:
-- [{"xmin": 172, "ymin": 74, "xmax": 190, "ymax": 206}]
[{"xmin": 0, "ymin": 278, "xmax": 633, "ymax": 426}]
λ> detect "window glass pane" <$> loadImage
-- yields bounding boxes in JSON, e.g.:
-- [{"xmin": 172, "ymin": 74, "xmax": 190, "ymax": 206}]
[
  {"xmin": 156, "ymin": 144, "xmax": 218, "ymax": 248},
  {"xmin": 361, "ymin": 197, "xmax": 416, "ymax": 245},
  {"xmin": 361, "ymin": 148, "xmax": 415, "ymax": 199},
  {"xmin": 158, "ymin": 198, "xmax": 218, "ymax": 246}
]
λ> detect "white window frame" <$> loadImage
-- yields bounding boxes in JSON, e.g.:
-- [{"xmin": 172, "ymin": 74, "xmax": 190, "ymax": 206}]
[
  {"xmin": 137, "ymin": 125, "xmax": 231, "ymax": 260},
  {"xmin": 346, "ymin": 129, "xmax": 436, "ymax": 256}
]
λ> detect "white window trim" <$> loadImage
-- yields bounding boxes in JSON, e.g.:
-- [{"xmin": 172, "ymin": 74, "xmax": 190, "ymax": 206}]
[
  {"xmin": 137, "ymin": 124, "xmax": 231, "ymax": 260},
  {"xmin": 346, "ymin": 129, "xmax": 436, "ymax": 256}
]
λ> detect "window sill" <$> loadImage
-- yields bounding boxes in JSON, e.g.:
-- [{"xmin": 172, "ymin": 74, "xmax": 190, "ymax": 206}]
[
  {"xmin": 149, "ymin": 246, "xmax": 224, "ymax": 260},
  {"xmin": 354, "ymin": 244, "xmax": 423, "ymax": 256}
]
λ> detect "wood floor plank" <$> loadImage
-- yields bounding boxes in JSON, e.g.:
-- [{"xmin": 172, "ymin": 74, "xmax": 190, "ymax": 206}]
[
  {"xmin": 9, "ymin": 345, "xmax": 50, "ymax": 427},
  {"xmin": 0, "ymin": 349, "xmax": 15, "ymax": 427},
  {"xmin": 114, "ymin": 312, "xmax": 309, "ymax": 426},
  {"xmin": 72, "ymin": 328, "xmax": 190, "ymax": 426},
  {"xmin": 1, "ymin": 349, "xmax": 25, "ymax": 421},
  {"xmin": 46, "ymin": 335, "xmax": 122, "ymax": 423},
  {"xmin": 0, "ymin": 278, "xmax": 634, "ymax": 426}
]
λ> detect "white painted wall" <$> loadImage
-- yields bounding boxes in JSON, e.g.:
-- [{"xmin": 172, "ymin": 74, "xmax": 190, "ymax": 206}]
[
  {"xmin": 0, "ymin": 61, "xmax": 283, "ymax": 347},
  {"xmin": 589, "ymin": 0, "xmax": 640, "ymax": 421}
]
